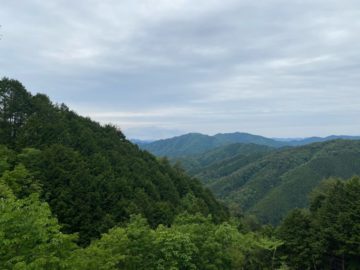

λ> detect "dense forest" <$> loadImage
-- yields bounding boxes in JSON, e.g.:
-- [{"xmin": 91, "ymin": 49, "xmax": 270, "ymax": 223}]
[
  {"xmin": 174, "ymin": 143, "xmax": 274, "ymax": 180},
  {"xmin": 1, "ymin": 78, "xmax": 360, "ymax": 269},
  {"xmin": 172, "ymin": 140, "xmax": 360, "ymax": 224},
  {"xmin": 0, "ymin": 78, "xmax": 229, "ymax": 244}
]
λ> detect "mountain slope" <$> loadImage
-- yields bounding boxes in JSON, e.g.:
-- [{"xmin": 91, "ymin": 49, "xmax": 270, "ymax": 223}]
[
  {"xmin": 139, "ymin": 132, "xmax": 360, "ymax": 158},
  {"xmin": 207, "ymin": 140, "xmax": 360, "ymax": 224},
  {"xmin": 284, "ymin": 135, "xmax": 360, "ymax": 146},
  {"xmin": 140, "ymin": 133, "xmax": 222, "ymax": 157},
  {"xmin": 0, "ymin": 78, "xmax": 228, "ymax": 244},
  {"xmin": 172, "ymin": 137, "xmax": 360, "ymax": 224},
  {"xmin": 176, "ymin": 143, "xmax": 275, "ymax": 183},
  {"xmin": 141, "ymin": 132, "xmax": 285, "ymax": 157},
  {"xmin": 250, "ymin": 141, "xmax": 360, "ymax": 223},
  {"xmin": 213, "ymin": 132, "xmax": 285, "ymax": 147}
]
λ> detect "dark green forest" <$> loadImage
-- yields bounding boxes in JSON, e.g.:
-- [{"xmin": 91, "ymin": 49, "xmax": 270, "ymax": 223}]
[
  {"xmin": 0, "ymin": 78, "xmax": 228, "ymax": 244},
  {"xmin": 1, "ymin": 78, "xmax": 360, "ymax": 269}
]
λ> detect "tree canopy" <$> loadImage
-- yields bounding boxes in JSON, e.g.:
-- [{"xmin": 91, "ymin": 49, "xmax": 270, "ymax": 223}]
[{"xmin": 1, "ymin": 78, "xmax": 359, "ymax": 269}]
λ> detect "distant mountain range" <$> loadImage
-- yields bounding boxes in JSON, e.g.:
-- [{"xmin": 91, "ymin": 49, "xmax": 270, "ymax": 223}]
[
  {"xmin": 135, "ymin": 132, "xmax": 360, "ymax": 157},
  {"xmin": 175, "ymin": 140, "xmax": 360, "ymax": 224},
  {"xmin": 134, "ymin": 132, "xmax": 360, "ymax": 224}
]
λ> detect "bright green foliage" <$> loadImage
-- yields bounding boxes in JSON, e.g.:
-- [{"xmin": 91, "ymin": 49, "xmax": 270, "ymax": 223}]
[
  {"xmin": 0, "ymin": 146, "xmax": 42, "ymax": 198},
  {"xmin": 72, "ymin": 214, "xmax": 282, "ymax": 270},
  {"xmin": 72, "ymin": 215, "xmax": 195, "ymax": 270},
  {"xmin": 0, "ymin": 145, "xmax": 14, "ymax": 175},
  {"xmin": 0, "ymin": 180, "xmax": 15, "ymax": 199},
  {"xmin": 153, "ymin": 225, "xmax": 197, "ymax": 270},
  {"xmin": 0, "ymin": 194, "xmax": 78, "ymax": 269},
  {"xmin": 0, "ymin": 164, "xmax": 41, "ymax": 198},
  {"xmin": 171, "ymin": 213, "xmax": 282, "ymax": 269},
  {"xmin": 71, "ymin": 215, "xmax": 154, "ymax": 270}
]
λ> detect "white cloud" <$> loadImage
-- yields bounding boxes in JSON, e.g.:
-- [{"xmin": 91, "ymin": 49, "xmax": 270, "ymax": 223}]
[{"xmin": 1, "ymin": 0, "xmax": 360, "ymax": 138}]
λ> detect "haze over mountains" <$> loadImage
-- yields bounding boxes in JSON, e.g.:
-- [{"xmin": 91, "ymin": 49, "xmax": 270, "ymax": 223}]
[{"xmin": 136, "ymin": 132, "xmax": 360, "ymax": 157}]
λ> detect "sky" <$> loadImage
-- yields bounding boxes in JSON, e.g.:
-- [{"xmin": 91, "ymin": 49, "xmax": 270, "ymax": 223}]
[{"xmin": 1, "ymin": 0, "xmax": 360, "ymax": 140}]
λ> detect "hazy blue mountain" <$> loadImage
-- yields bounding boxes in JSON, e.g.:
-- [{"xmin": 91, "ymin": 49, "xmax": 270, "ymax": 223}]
[
  {"xmin": 137, "ymin": 132, "xmax": 360, "ymax": 157},
  {"xmin": 139, "ymin": 133, "xmax": 224, "ymax": 157},
  {"xmin": 139, "ymin": 132, "xmax": 285, "ymax": 157},
  {"xmin": 213, "ymin": 132, "xmax": 285, "ymax": 147},
  {"xmin": 285, "ymin": 135, "xmax": 360, "ymax": 146}
]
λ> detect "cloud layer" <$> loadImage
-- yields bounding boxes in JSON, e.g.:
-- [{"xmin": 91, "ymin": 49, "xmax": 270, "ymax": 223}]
[{"xmin": 1, "ymin": 0, "xmax": 360, "ymax": 139}]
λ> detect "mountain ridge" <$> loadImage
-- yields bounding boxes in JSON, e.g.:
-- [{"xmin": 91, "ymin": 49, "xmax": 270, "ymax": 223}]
[{"xmin": 137, "ymin": 132, "xmax": 360, "ymax": 157}]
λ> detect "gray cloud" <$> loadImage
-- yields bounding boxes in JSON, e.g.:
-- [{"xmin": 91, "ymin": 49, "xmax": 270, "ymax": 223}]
[{"xmin": 1, "ymin": 0, "xmax": 360, "ymax": 139}]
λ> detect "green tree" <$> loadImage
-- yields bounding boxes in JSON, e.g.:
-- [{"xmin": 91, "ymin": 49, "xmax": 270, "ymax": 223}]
[
  {"xmin": 72, "ymin": 215, "xmax": 154, "ymax": 270},
  {"xmin": 0, "ymin": 164, "xmax": 41, "ymax": 198},
  {"xmin": 0, "ymin": 145, "xmax": 14, "ymax": 175},
  {"xmin": 279, "ymin": 177, "xmax": 360, "ymax": 269},
  {"xmin": 153, "ymin": 225, "xmax": 197, "ymax": 270},
  {"xmin": 0, "ymin": 78, "xmax": 229, "ymax": 251},
  {"xmin": 277, "ymin": 209, "xmax": 322, "ymax": 269},
  {"xmin": 0, "ymin": 78, "xmax": 32, "ymax": 145},
  {"xmin": 0, "ymin": 194, "xmax": 77, "ymax": 269},
  {"xmin": 314, "ymin": 177, "xmax": 360, "ymax": 269}
]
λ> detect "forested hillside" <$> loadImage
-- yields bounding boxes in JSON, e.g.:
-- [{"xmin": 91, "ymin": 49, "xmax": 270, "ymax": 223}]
[
  {"xmin": 0, "ymin": 78, "xmax": 228, "ymax": 245},
  {"xmin": 175, "ymin": 143, "xmax": 274, "ymax": 182},
  {"xmin": 283, "ymin": 135, "xmax": 360, "ymax": 146},
  {"xmin": 0, "ymin": 78, "xmax": 284, "ymax": 269},
  {"xmin": 139, "ymin": 133, "xmax": 223, "ymax": 157},
  {"xmin": 139, "ymin": 132, "xmax": 285, "ymax": 157},
  {"xmin": 178, "ymin": 139, "xmax": 360, "ymax": 224},
  {"xmin": 1, "ymin": 78, "xmax": 359, "ymax": 269}
]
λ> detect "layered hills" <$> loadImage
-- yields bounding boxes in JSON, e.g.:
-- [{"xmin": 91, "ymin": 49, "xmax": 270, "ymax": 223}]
[
  {"xmin": 176, "ymin": 139, "xmax": 360, "ymax": 224},
  {"xmin": 1, "ymin": 78, "xmax": 360, "ymax": 269},
  {"xmin": 139, "ymin": 132, "xmax": 284, "ymax": 157},
  {"xmin": 138, "ymin": 132, "xmax": 360, "ymax": 157}
]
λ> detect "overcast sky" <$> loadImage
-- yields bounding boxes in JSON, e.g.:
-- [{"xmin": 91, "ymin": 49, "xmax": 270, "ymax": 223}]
[{"xmin": 1, "ymin": 0, "xmax": 360, "ymax": 140}]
